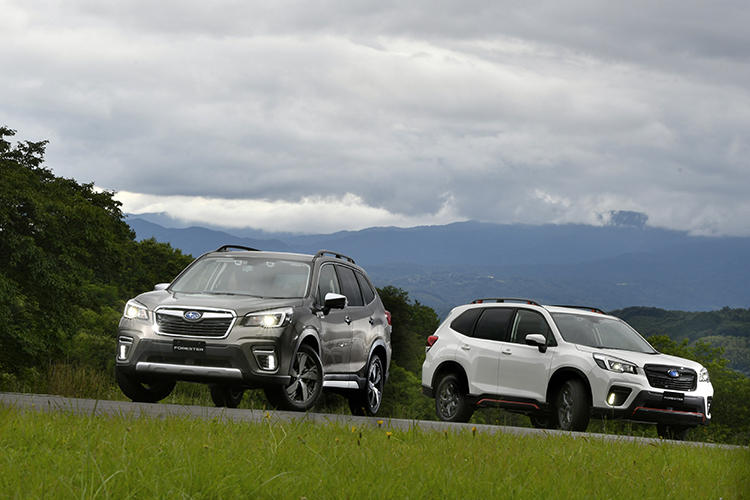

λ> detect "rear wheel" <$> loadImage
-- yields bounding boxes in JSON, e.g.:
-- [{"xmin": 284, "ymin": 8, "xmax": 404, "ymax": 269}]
[
  {"xmin": 434, "ymin": 373, "xmax": 474, "ymax": 423},
  {"xmin": 115, "ymin": 367, "xmax": 175, "ymax": 403},
  {"xmin": 554, "ymin": 379, "xmax": 590, "ymax": 431},
  {"xmin": 349, "ymin": 355, "xmax": 385, "ymax": 416},
  {"xmin": 210, "ymin": 384, "xmax": 245, "ymax": 408},
  {"xmin": 264, "ymin": 345, "xmax": 322, "ymax": 412},
  {"xmin": 656, "ymin": 424, "xmax": 691, "ymax": 441}
]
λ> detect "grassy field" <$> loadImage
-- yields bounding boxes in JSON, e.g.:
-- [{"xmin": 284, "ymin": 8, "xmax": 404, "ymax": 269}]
[{"xmin": 1, "ymin": 405, "xmax": 747, "ymax": 499}]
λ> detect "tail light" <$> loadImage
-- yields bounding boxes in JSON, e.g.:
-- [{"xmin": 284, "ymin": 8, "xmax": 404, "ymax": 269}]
[
  {"xmin": 426, "ymin": 335, "xmax": 439, "ymax": 351},
  {"xmin": 385, "ymin": 310, "xmax": 392, "ymax": 326}
]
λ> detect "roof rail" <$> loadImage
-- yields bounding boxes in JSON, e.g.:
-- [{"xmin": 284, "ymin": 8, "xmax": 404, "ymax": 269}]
[
  {"xmin": 214, "ymin": 245, "xmax": 260, "ymax": 252},
  {"xmin": 314, "ymin": 249, "xmax": 355, "ymax": 264},
  {"xmin": 550, "ymin": 305, "xmax": 606, "ymax": 314},
  {"xmin": 471, "ymin": 298, "xmax": 541, "ymax": 306}
]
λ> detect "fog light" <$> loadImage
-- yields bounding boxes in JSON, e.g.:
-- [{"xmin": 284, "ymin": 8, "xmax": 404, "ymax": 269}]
[
  {"xmin": 606, "ymin": 386, "xmax": 632, "ymax": 406},
  {"xmin": 118, "ymin": 336, "xmax": 133, "ymax": 361},
  {"xmin": 253, "ymin": 349, "xmax": 277, "ymax": 371}
]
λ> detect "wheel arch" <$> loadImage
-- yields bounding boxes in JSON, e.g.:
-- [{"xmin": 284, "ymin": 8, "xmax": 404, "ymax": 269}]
[
  {"xmin": 431, "ymin": 361, "xmax": 470, "ymax": 395},
  {"xmin": 364, "ymin": 338, "xmax": 389, "ymax": 382},
  {"xmin": 546, "ymin": 366, "xmax": 593, "ymax": 406},
  {"xmin": 295, "ymin": 326, "xmax": 321, "ymax": 358}
]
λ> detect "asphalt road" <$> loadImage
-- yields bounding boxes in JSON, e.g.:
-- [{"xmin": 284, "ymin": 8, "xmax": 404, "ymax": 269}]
[{"xmin": 1, "ymin": 392, "xmax": 742, "ymax": 450}]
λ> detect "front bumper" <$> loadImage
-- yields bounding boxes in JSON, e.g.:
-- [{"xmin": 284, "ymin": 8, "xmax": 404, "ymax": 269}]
[
  {"xmin": 116, "ymin": 335, "xmax": 291, "ymax": 387},
  {"xmin": 594, "ymin": 390, "xmax": 711, "ymax": 426}
]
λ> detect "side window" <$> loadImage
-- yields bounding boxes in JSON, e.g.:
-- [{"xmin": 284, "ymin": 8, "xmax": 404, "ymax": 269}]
[
  {"xmin": 355, "ymin": 271, "xmax": 376, "ymax": 305},
  {"xmin": 450, "ymin": 308, "xmax": 482, "ymax": 336},
  {"xmin": 335, "ymin": 266, "xmax": 364, "ymax": 307},
  {"xmin": 473, "ymin": 308, "xmax": 514, "ymax": 342},
  {"xmin": 510, "ymin": 310, "xmax": 552, "ymax": 345},
  {"xmin": 317, "ymin": 264, "xmax": 341, "ymax": 303}
]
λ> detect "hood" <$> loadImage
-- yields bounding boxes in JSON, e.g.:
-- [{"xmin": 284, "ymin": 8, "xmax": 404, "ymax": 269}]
[
  {"xmin": 574, "ymin": 344, "xmax": 704, "ymax": 371},
  {"xmin": 132, "ymin": 289, "xmax": 306, "ymax": 316}
]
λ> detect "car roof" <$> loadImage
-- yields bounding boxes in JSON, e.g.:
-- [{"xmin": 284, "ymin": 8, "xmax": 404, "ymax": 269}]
[
  {"xmin": 206, "ymin": 249, "xmax": 315, "ymax": 261},
  {"xmin": 203, "ymin": 249, "xmax": 368, "ymax": 272},
  {"xmin": 453, "ymin": 301, "xmax": 615, "ymax": 319}
]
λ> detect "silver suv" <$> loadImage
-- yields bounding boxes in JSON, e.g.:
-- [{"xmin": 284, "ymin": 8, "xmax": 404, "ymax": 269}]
[
  {"xmin": 421, "ymin": 298, "xmax": 713, "ymax": 440},
  {"xmin": 115, "ymin": 246, "xmax": 392, "ymax": 415}
]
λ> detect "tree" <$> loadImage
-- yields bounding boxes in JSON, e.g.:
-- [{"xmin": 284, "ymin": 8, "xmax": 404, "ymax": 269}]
[{"xmin": 0, "ymin": 126, "xmax": 193, "ymax": 377}]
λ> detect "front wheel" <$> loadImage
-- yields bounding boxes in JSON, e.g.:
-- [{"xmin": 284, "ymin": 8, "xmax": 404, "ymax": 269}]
[
  {"xmin": 264, "ymin": 345, "xmax": 322, "ymax": 412},
  {"xmin": 657, "ymin": 424, "xmax": 691, "ymax": 441},
  {"xmin": 434, "ymin": 374, "xmax": 474, "ymax": 422},
  {"xmin": 555, "ymin": 379, "xmax": 590, "ymax": 431},
  {"xmin": 115, "ymin": 367, "xmax": 175, "ymax": 403},
  {"xmin": 349, "ymin": 355, "xmax": 385, "ymax": 416},
  {"xmin": 210, "ymin": 384, "xmax": 245, "ymax": 408},
  {"xmin": 529, "ymin": 414, "xmax": 558, "ymax": 429}
]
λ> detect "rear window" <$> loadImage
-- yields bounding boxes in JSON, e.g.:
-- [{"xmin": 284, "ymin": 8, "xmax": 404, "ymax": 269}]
[
  {"xmin": 356, "ymin": 271, "xmax": 376, "ymax": 305},
  {"xmin": 335, "ymin": 266, "xmax": 364, "ymax": 307},
  {"xmin": 474, "ymin": 308, "xmax": 514, "ymax": 341},
  {"xmin": 450, "ymin": 308, "xmax": 482, "ymax": 336}
]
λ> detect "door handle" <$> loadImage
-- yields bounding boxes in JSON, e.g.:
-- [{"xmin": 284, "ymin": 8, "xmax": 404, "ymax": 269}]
[
  {"xmin": 502, "ymin": 348, "xmax": 512, "ymax": 355},
  {"xmin": 345, "ymin": 316, "xmax": 351, "ymax": 325},
  {"xmin": 461, "ymin": 345, "xmax": 471, "ymax": 351}
]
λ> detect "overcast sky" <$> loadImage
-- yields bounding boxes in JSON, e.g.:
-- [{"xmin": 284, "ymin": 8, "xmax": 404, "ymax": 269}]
[{"xmin": 2, "ymin": 1, "xmax": 749, "ymax": 235}]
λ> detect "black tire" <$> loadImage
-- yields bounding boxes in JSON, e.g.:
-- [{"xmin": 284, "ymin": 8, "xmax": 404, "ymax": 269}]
[
  {"xmin": 656, "ymin": 424, "xmax": 691, "ymax": 441},
  {"xmin": 554, "ymin": 378, "xmax": 590, "ymax": 432},
  {"xmin": 529, "ymin": 414, "xmax": 558, "ymax": 429},
  {"xmin": 264, "ymin": 344, "xmax": 322, "ymax": 412},
  {"xmin": 210, "ymin": 384, "xmax": 245, "ymax": 408},
  {"xmin": 348, "ymin": 355, "xmax": 385, "ymax": 416},
  {"xmin": 115, "ymin": 366, "xmax": 175, "ymax": 403},
  {"xmin": 434, "ymin": 373, "xmax": 474, "ymax": 423}
]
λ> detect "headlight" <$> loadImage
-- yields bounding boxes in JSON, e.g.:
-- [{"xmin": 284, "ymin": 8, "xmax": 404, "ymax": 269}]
[
  {"xmin": 593, "ymin": 353, "xmax": 637, "ymax": 374},
  {"xmin": 123, "ymin": 300, "xmax": 149, "ymax": 320},
  {"xmin": 243, "ymin": 307, "xmax": 293, "ymax": 328},
  {"xmin": 699, "ymin": 367, "xmax": 710, "ymax": 383}
]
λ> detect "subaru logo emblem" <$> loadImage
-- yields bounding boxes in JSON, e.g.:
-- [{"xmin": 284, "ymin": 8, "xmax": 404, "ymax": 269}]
[
  {"xmin": 667, "ymin": 368, "xmax": 680, "ymax": 378},
  {"xmin": 184, "ymin": 311, "xmax": 202, "ymax": 321}
]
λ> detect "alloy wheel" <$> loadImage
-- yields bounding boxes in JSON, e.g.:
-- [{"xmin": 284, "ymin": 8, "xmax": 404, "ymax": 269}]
[
  {"xmin": 367, "ymin": 358, "xmax": 383, "ymax": 412},
  {"xmin": 286, "ymin": 350, "xmax": 320, "ymax": 404},
  {"xmin": 438, "ymin": 381, "xmax": 459, "ymax": 419}
]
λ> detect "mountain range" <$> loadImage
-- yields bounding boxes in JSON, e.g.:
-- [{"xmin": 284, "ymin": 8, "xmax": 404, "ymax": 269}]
[{"xmin": 126, "ymin": 214, "xmax": 750, "ymax": 317}]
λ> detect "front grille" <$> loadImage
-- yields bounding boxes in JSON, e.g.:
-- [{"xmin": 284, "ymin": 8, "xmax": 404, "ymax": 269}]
[
  {"xmin": 644, "ymin": 364, "xmax": 697, "ymax": 391},
  {"xmin": 155, "ymin": 310, "xmax": 234, "ymax": 337}
]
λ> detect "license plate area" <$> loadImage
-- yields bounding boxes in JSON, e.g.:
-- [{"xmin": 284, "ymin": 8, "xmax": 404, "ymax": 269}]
[
  {"xmin": 173, "ymin": 339, "xmax": 206, "ymax": 354},
  {"xmin": 662, "ymin": 391, "xmax": 684, "ymax": 403}
]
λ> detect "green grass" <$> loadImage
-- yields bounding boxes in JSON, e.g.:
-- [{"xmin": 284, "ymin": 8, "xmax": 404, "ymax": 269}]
[{"xmin": 1, "ymin": 406, "xmax": 747, "ymax": 499}]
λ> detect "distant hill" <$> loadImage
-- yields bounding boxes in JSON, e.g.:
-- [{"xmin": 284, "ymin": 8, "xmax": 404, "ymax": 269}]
[
  {"xmin": 612, "ymin": 306, "xmax": 750, "ymax": 375},
  {"xmin": 126, "ymin": 217, "xmax": 750, "ymax": 315}
]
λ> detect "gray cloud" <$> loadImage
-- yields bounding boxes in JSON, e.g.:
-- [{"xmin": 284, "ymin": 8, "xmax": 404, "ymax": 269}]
[{"xmin": 2, "ymin": 1, "xmax": 749, "ymax": 234}]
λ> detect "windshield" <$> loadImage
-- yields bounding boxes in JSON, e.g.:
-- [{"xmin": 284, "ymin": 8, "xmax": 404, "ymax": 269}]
[
  {"xmin": 551, "ymin": 313, "xmax": 656, "ymax": 353},
  {"xmin": 171, "ymin": 257, "xmax": 311, "ymax": 298}
]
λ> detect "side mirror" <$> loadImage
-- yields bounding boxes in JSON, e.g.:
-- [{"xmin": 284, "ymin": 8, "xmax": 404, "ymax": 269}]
[
  {"xmin": 525, "ymin": 333, "xmax": 548, "ymax": 353},
  {"xmin": 323, "ymin": 292, "xmax": 347, "ymax": 314},
  {"xmin": 154, "ymin": 283, "xmax": 170, "ymax": 291}
]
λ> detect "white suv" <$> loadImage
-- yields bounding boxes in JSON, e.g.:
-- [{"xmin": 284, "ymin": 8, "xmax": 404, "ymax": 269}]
[{"xmin": 421, "ymin": 298, "xmax": 713, "ymax": 440}]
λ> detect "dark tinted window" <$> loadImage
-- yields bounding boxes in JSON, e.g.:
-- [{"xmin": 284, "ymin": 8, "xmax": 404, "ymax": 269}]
[
  {"xmin": 336, "ymin": 266, "xmax": 364, "ymax": 307},
  {"xmin": 355, "ymin": 271, "xmax": 376, "ymax": 305},
  {"xmin": 450, "ymin": 308, "xmax": 482, "ymax": 336},
  {"xmin": 510, "ymin": 309, "xmax": 552, "ymax": 345},
  {"xmin": 474, "ymin": 308, "xmax": 514, "ymax": 341},
  {"xmin": 317, "ymin": 264, "xmax": 341, "ymax": 303}
]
